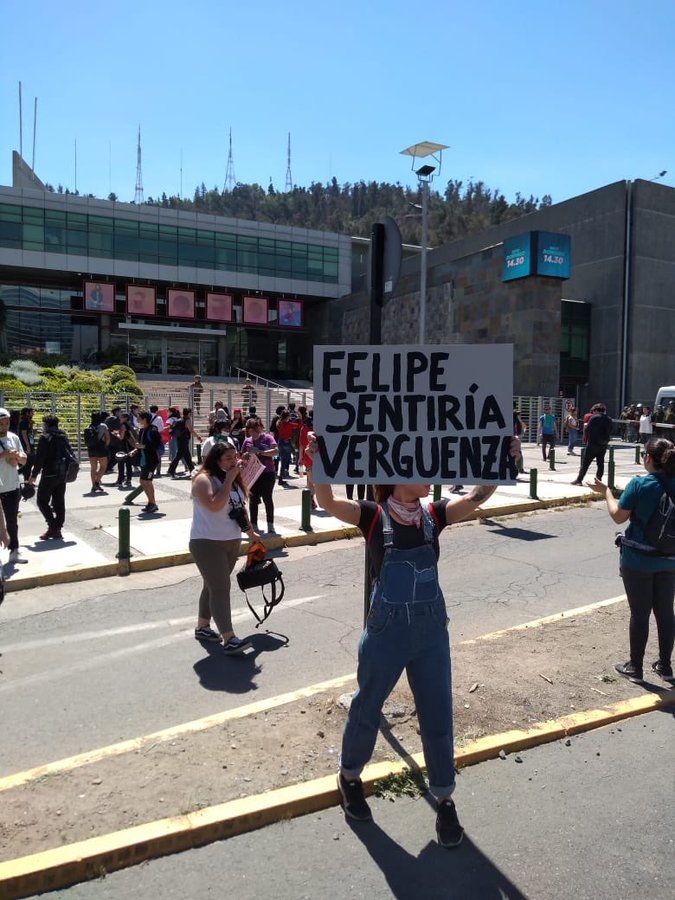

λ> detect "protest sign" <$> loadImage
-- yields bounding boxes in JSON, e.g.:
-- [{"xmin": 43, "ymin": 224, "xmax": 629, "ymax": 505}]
[
  {"xmin": 313, "ymin": 344, "xmax": 516, "ymax": 485},
  {"xmin": 241, "ymin": 453, "xmax": 265, "ymax": 489}
]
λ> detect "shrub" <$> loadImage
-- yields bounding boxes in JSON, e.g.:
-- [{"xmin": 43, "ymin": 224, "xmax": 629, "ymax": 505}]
[
  {"xmin": 103, "ymin": 365, "xmax": 137, "ymax": 384},
  {"xmin": 110, "ymin": 380, "xmax": 143, "ymax": 396}
]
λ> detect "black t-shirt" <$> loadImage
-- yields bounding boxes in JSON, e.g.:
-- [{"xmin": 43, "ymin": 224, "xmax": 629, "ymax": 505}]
[
  {"xmin": 358, "ymin": 499, "xmax": 448, "ymax": 581},
  {"xmin": 587, "ymin": 413, "xmax": 613, "ymax": 447}
]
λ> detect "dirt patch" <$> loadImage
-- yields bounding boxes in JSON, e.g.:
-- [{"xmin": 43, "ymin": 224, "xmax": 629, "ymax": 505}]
[{"xmin": 1, "ymin": 601, "xmax": 671, "ymax": 862}]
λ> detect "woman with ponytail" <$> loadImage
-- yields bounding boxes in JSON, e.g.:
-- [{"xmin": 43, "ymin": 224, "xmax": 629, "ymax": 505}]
[{"xmin": 589, "ymin": 437, "xmax": 675, "ymax": 684}]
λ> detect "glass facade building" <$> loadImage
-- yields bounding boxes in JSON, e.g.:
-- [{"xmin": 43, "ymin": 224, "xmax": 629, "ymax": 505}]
[{"xmin": 0, "ymin": 186, "xmax": 351, "ymax": 377}]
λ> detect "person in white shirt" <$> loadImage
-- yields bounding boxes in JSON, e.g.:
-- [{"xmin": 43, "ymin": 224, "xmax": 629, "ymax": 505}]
[
  {"xmin": 639, "ymin": 406, "xmax": 654, "ymax": 444},
  {"xmin": 0, "ymin": 407, "xmax": 27, "ymax": 563}
]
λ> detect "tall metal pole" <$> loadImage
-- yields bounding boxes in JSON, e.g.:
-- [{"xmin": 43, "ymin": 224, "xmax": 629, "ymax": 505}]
[{"xmin": 419, "ymin": 178, "xmax": 429, "ymax": 344}]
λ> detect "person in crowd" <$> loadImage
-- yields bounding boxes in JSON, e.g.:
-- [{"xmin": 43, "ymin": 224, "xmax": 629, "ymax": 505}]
[
  {"xmin": 538, "ymin": 404, "xmax": 558, "ymax": 462},
  {"xmin": 18, "ymin": 407, "xmax": 36, "ymax": 478},
  {"xmin": 190, "ymin": 374, "xmax": 205, "ymax": 414},
  {"xmin": 571, "ymin": 403, "xmax": 613, "ymax": 485},
  {"xmin": 276, "ymin": 409, "xmax": 294, "ymax": 484},
  {"xmin": 270, "ymin": 405, "xmax": 285, "ymax": 442},
  {"xmin": 166, "ymin": 406, "xmax": 181, "ymax": 462},
  {"xmin": 299, "ymin": 408, "xmax": 317, "ymax": 508},
  {"xmin": 105, "ymin": 406, "xmax": 123, "ymax": 472},
  {"xmin": 306, "ymin": 431, "xmax": 521, "ymax": 846},
  {"xmin": 229, "ymin": 408, "xmax": 247, "ymax": 449},
  {"xmin": 190, "ymin": 442, "xmax": 259, "ymax": 654},
  {"xmin": 114, "ymin": 413, "xmax": 138, "ymax": 487},
  {"xmin": 587, "ymin": 437, "xmax": 675, "ymax": 684},
  {"xmin": 0, "ymin": 408, "xmax": 27, "ymax": 563},
  {"xmin": 129, "ymin": 404, "xmax": 141, "ymax": 431},
  {"xmin": 241, "ymin": 379, "xmax": 257, "ymax": 414},
  {"xmin": 86, "ymin": 410, "xmax": 110, "ymax": 493},
  {"xmin": 201, "ymin": 419, "xmax": 235, "ymax": 458},
  {"xmin": 167, "ymin": 408, "xmax": 201, "ymax": 478},
  {"xmin": 639, "ymin": 405, "xmax": 654, "ymax": 445},
  {"xmin": 135, "ymin": 411, "xmax": 161, "ymax": 514},
  {"xmin": 288, "ymin": 403, "xmax": 302, "ymax": 472},
  {"xmin": 565, "ymin": 405, "xmax": 579, "ymax": 455},
  {"xmin": 28, "ymin": 415, "xmax": 75, "ymax": 540},
  {"xmin": 241, "ymin": 417, "xmax": 278, "ymax": 533},
  {"xmin": 149, "ymin": 406, "xmax": 166, "ymax": 477}
]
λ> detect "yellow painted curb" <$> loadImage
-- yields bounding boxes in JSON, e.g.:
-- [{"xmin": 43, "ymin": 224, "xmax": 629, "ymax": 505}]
[{"xmin": 1, "ymin": 691, "xmax": 672, "ymax": 898}]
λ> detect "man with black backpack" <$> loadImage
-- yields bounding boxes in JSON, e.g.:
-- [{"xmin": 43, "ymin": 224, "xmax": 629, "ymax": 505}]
[{"xmin": 28, "ymin": 415, "xmax": 76, "ymax": 540}]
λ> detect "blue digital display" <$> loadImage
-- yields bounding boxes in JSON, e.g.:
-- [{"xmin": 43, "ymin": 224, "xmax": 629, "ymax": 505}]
[
  {"xmin": 502, "ymin": 231, "xmax": 571, "ymax": 281},
  {"xmin": 502, "ymin": 233, "xmax": 533, "ymax": 281},
  {"xmin": 535, "ymin": 231, "xmax": 571, "ymax": 278}
]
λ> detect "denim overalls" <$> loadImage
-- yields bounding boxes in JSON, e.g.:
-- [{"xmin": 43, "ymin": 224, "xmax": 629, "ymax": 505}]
[{"xmin": 340, "ymin": 501, "xmax": 456, "ymax": 799}]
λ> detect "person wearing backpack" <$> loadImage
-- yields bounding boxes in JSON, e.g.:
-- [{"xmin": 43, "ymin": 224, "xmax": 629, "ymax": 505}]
[
  {"xmin": 306, "ymin": 431, "xmax": 521, "ymax": 848},
  {"xmin": 28, "ymin": 415, "xmax": 76, "ymax": 540},
  {"xmin": 167, "ymin": 408, "xmax": 200, "ymax": 478},
  {"xmin": 588, "ymin": 437, "xmax": 675, "ymax": 684}
]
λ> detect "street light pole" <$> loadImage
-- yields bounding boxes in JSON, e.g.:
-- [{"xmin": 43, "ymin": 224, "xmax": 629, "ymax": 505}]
[
  {"xmin": 399, "ymin": 141, "xmax": 449, "ymax": 345},
  {"xmin": 419, "ymin": 177, "xmax": 429, "ymax": 344}
]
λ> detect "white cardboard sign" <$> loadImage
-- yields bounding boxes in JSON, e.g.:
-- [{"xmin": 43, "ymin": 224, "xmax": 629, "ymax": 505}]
[{"xmin": 313, "ymin": 344, "xmax": 515, "ymax": 485}]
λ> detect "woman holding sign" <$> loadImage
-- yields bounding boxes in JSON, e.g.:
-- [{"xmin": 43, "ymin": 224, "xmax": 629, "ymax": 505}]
[{"xmin": 307, "ymin": 433, "xmax": 519, "ymax": 848}]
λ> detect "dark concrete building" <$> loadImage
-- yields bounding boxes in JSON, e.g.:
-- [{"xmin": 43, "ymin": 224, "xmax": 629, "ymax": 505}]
[{"xmin": 334, "ymin": 179, "xmax": 675, "ymax": 413}]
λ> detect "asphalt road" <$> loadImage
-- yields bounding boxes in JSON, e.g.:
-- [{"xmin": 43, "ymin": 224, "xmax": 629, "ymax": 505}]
[
  {"xmin": 1, "ymin": 504, "xmax": 627, "ymax": 776},
  {"xmin": 39, "ymin": 710, "xmax": 675, "ymax": 899}
]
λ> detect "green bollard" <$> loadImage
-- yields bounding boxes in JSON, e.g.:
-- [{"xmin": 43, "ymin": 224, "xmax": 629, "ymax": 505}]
[
  {"xmin": 123, "ymin": 484, "xmax": 144, "ymax": 505},
  {"xmin": 635, "ymin": 445, "xmax": 641, "ymax": 464},
  {"xmin": 529, "ymin": 468, "xmax": 538, "ymax": 499},
  {"xmin": 608, "ymin": 458, "xmax": 615, "ymax": 490},
  {"xmin": 196, "ymin": 442, "xmax": 202, "ymax": 464},
  {"xmin": 548, "ymin": 447, "xmax": 556, "ymax": 470},
  {"xmin": 300, "ymin": 488, "xmax": 313, "ymax": 532},
  {"xmin": 117, "ymin": 506, "xmax": 131, "ymax": 575},
  {"xmin": 609, "ymin": 446, "xmax": 615, "ymax": 468},
  {"xmin": 433, "ymin": 484, "xmax": 442, "ymax": 501}
]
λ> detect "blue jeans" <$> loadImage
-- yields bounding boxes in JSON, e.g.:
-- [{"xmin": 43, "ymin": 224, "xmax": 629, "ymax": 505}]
[
  {"xmin": 278, "ymin": 439, "xmax": 292, "ymax": 477},
  {"xmin": 567, "ymin": 428, "xmax": 578, "ymax": 452},
  {"xmin": 340, "ymin": 541, "xmax": 455, "ymax": 798}
]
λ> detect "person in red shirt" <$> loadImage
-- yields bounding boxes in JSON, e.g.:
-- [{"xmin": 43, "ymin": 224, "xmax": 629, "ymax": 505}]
[{"xmin": 276, "ymin": 410, "xmax": 295, "ymax": 485}]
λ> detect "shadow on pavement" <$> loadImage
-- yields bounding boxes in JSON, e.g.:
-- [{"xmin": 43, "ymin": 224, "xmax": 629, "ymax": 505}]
[
  {"xmin": 483, "ymin": 519, "xmax": 555, "ymax": 542},
  {"xmin": 193, "ymin": 632, "xmax": 289, "ymax": 693},
  {"xmin": 28, "ymin": 539, "xmax": 77, "ymax": 552},
  {"xmin": 347, "ymin": 820, "xmax": 526, "ymax": 900}
]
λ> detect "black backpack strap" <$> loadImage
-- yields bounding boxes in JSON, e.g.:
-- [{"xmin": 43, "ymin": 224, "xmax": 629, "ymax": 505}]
[{"xmin": 245, "ymin": 574, "xmax": 285, "ymax": 628}]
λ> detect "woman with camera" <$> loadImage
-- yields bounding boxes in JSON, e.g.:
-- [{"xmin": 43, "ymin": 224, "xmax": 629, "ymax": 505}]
[{"xmin": 190, "ymin": 442, "xmax": 260, "ymax": 654}]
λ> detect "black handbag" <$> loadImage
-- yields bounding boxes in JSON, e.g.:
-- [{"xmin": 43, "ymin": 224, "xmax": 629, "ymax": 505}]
[{"xmin": 236, "ymin": 543, "xmax": 285, "ymax": 627}]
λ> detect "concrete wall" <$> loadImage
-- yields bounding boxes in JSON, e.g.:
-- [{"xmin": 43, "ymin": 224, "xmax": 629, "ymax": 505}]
[{"xmin": 333, "ymin": 180, "xmax": 675, "ymax": 415}]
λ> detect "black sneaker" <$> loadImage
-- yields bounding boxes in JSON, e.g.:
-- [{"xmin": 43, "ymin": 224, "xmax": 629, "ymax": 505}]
[
  {"xmin": 651, "ymin": 660, "xmax": 675, "ymax": 683},
  {"xmin": 337, "ymin": 773, "xmax": 372, "ymax": 822},
  {"xmin": 614, "ymin": 661, "xmax": 643, "ymax": 683},
  {"xmin": 142, "ymin": 503, "xmax": 159, "ymax": 514},
  {"xmin": 436, "ymin": 798, "xmax": 464, "ymax": 848},
  {"xmin": 222, "ymin": 635, "xmax": 252, "ymax": 655},
  {"xmin": 195, "ymin": 626, "xmax": 222, "ymax": 643}
]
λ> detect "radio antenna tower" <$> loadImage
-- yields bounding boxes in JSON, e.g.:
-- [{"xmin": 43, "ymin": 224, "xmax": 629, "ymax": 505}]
[
  {"xmin": 225, "ymin": 128, "xmax": 236, "ymax": 191},
  {"xmin": 134, "ymin": 125, "xmax": 144, "ymax": 204},
  {"xmin": 285, "ymin": 132, "xmax": 293, "ymax": 192}
]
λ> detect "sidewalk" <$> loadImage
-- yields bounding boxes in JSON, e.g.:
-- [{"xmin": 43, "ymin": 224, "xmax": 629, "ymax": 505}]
[{"xmin": 2, "ymin": 440, "xmax": 643, "ymax": 592}]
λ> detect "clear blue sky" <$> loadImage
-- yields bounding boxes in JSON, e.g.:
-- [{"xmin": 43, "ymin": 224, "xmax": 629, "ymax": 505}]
[{"xmin": 1, "ymin": 0, "xmax": 673, "ymax": 206}]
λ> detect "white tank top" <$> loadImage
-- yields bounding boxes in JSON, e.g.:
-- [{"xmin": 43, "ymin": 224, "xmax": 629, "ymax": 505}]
[{"xmin": 190, "ymin": 476, "xmax": 246, "ymax": 541}]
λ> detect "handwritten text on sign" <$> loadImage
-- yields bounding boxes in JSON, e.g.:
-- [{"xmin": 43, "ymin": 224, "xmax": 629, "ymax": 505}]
[{"xmin": 313, "ymin": 344, "xmax": 515, "ymax": 484}]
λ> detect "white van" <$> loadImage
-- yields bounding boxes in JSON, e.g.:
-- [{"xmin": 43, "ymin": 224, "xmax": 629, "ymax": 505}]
[
  {"xmin": 655, "ymin": 385, "xmax": 675, "ymax": 410},
  {"xmin": 654, "ymin": 386, "xmax": 675, "ymax": 438}
]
